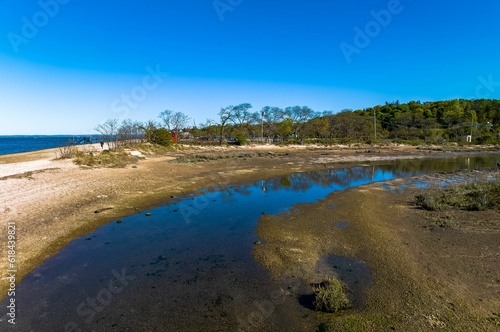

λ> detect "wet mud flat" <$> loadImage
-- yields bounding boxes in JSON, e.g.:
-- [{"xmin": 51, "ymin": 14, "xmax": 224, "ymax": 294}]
[
  {"xmin": 255, "ymin": 168, "xmax": 499, "ymax": 331},
  {"xmin": 1, "ymin": 156, "xmax": 499, "ymax": 331}
]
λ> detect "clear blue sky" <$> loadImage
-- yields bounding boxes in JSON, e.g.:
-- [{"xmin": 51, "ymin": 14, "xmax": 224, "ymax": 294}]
[{"xmin": 1, "ymin": 0, "xmax": 499, "ymax": 134}]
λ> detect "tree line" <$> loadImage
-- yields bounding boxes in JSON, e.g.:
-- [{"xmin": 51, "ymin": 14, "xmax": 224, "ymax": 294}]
[{"xmin": 95, "ymin": 98, "xmax": 500, "ymax": 147}]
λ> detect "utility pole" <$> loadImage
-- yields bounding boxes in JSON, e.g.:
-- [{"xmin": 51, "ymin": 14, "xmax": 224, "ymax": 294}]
[
  {"xmin": 468, "ymin": 110, "xmax": 475, "ymax": 143},
  {"xmin": 261, "ymin": 109, "xmax": 265, "ymax": 143},
  {"xmin": 373, "ymin": 108, "xmax": 376, "ymax": 141}
]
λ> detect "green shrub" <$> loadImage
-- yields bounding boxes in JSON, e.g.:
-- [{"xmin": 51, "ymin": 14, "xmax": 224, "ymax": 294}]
[
  {"xmin": 313, "ymin": 278, "xmax": 351, "ymax": 313},
  {"xmin": 339, "ymin": 138, "xmax": 351, "ymax": 144},
  {"xmin": 150, "ymin": 128, "xmax": 173, "ymax": 146},
  {"xmin": 234, "ymin": 132, "xmax": 247, "ymax": 146},
  {"xmin": 476, "ymin": 132, "xmax": 497, "ymax": 145}
]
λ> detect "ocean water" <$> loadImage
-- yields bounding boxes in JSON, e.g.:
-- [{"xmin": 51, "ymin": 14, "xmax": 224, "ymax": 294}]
[{"xmin": 0, "ymin": 135, "xmax": 95, "ymax": 156}]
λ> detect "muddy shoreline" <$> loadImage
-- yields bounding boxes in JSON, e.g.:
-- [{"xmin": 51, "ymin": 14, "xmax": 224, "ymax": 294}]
[
  {"xmin": 0, "ymin": 143, "xmax": 498, "ymax": 313},
  {"xmin": 254, "ymin": 168, "xmax": 500, "ymax": 331}
]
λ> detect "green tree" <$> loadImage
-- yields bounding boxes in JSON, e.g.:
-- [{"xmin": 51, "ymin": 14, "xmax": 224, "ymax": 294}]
[{"xmin": 277, "ymin": 118, "xmax": 293, "ymax": 141}]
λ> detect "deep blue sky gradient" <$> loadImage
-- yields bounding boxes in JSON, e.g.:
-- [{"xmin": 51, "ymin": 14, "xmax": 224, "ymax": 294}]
[{"xmin": 1, "ymin": 0, "xmax": 499, "ymax": 134}]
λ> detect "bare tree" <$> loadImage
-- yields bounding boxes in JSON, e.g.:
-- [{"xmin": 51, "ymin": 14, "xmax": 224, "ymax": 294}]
[
  {"xmin": 159, "ymin": 110, "xmax": 174, "ymax": 131},
  {"xmin": 218, "ymin": 106, "xmax": 235, "ymax": 143},
  {"xmin": 262, "ymin": 106, "xmax": 285, "ymax": 139},
  {"xmin": 171, "ymin": 111, "xmax": 190, "ymax": 134},
  {"xmin": 249, "ymin": 111, "xmax": 261, "ymax": 126},
  {"xmin": 233, "ymin": 103, "xmax": 252, "ymax": 127},
  {"xmin": 95, "ymin": 119, "xmax": 119, "ymax": 149},
  {"xmin": 286, "ymin": 106, "xmax": 314, "ymax": 139},
  {"xmin": 117, "ymin": 119, "xmax": 143, "ymax": 146},
  {"xmin": 200, "ymin": 119, "xmax": 218, "ymax": 140},
  {"xmin": 159, "ymin": 110, "xmax": 190, "ymax": 135}
]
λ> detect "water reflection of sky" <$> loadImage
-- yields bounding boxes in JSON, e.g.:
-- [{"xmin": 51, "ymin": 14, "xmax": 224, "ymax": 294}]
[
  {"xmin": 3, "ymin": 155, "xmax": 498, "ymax": 331},
  {"xmin": 185, "ymin": 167, "xmax": 400, "ymax": 217},
  {"xmin": 192, "ymin": 167, "xmax": 421, "ymax": 217}
]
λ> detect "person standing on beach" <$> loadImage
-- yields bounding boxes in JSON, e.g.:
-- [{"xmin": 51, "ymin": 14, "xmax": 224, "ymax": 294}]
[{"xmin": 100, "ymin": 141, "xmax": 104, "ymax": 149}]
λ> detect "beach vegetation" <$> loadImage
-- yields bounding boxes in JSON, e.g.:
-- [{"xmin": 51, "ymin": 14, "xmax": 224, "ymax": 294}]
[
  {"xmin": 140, "ymin": 121, "xmax": 173, "ymax": 146},
  {"xmin": 415, "ymin": 181, "xmax": 500, "ymax": 211},
  {"xmin": 56, "ymin": 142, "xmax": 77, "ymax": 159},
  {"xmin": 312, "ymin": 278, "xmax": 351, "ymax": 313},
  {"xmin": 73, "ymin": 149, "xmax": 136, "ymax": 167}
]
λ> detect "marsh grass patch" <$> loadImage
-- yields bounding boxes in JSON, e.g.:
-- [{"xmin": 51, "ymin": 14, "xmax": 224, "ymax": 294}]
[
  {"xmin": 312, "ymin": 278, "xmax": 351, "ymax": 313},
  {"xmin": 414, "ymin": 181, "xmax": 500, "ymax": 212},
  {"xmin": 171, "ymin": 152, "xmax": 257, "ymax": 163},
  {"xmin": 487, "ymin": 313, "xmax": 500, "ymax": 327},
  {"xmin": 316, "ymin": 314, "xmax": 399, "ymax": 332}
]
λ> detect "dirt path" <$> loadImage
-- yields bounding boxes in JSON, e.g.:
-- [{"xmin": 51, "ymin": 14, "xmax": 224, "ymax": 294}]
[{"xmin": 254, "ymin": 169, "xmax": 500, "ymax": 331}]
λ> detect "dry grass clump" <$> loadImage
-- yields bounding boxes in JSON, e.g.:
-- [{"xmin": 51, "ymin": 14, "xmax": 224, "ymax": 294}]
[
  {"xmin": 415, "ymin": 181, "xmax": 500, "ymax": 211},
  {"xmin": 73, "ymin": 149, "xmax": 136, "ymax": 168},
  {"xmin": 172, "ymin": 152, "xmax": 256, "ymax": 163},
  {"xmin": 133, "ymin": 142, "xmax": 177, "ymax": 155},
  {"xmin": 56, "ymin": 144, "xmax": 77, "ymax": 159},
  {"xmin": 313, "ymin": 278, "xmax": 351, "ymax": 313}
]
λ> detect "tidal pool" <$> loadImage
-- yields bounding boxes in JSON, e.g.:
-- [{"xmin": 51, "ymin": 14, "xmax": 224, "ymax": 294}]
[{"xmin": 2, "ymin": 155, "xmax": 498, "ymax": 331}]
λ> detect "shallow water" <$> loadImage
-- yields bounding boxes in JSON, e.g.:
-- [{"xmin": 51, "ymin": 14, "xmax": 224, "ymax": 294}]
[
  {"xmin": 314, "ymin": 255, "xmax": 372, "ymax": 307},
  {"xmin": 2, "ymin": 154, "xmax": 498, "ymax": 331}
]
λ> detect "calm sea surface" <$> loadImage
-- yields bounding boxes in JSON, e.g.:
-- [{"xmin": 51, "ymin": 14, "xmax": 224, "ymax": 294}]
[{"xmin": 0, "ymin": 135, "xmax": 95, "ymax": 156}]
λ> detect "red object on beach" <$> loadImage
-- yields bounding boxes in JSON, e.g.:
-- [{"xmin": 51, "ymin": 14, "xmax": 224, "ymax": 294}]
[{"xmin": 171, "ymin": 134, "xmax": 178, "ymax": 142}]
